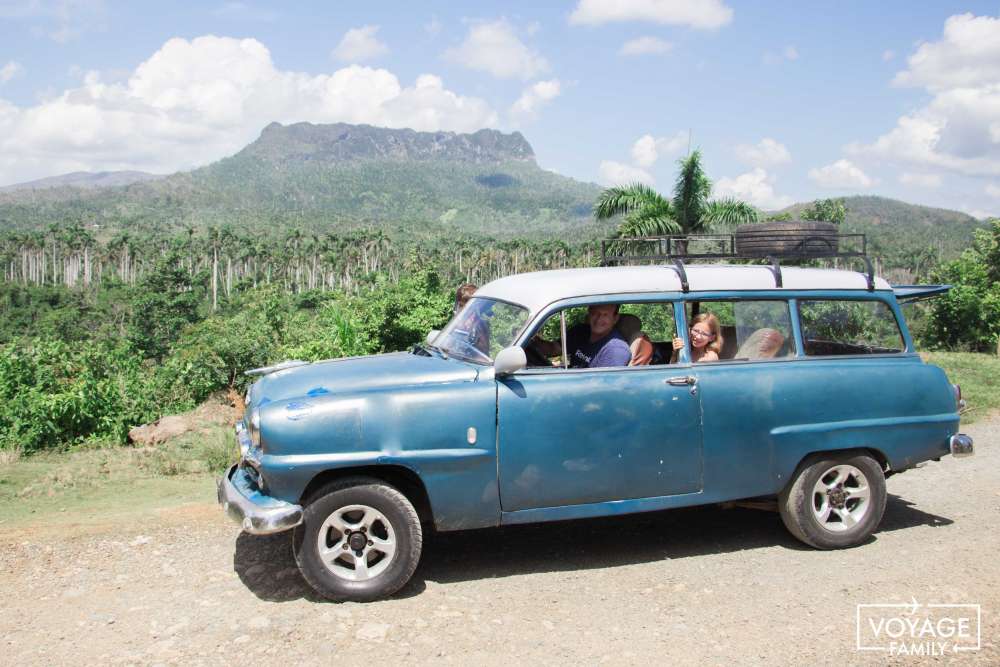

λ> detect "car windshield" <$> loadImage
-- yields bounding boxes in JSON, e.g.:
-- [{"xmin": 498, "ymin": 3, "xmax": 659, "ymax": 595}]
[{"xmin": 434, "ymin": 297, "xmax": 530, "ymax": 364}]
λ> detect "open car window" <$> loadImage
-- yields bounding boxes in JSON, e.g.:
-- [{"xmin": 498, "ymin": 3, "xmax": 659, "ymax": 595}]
[
  {"xmin": 525, "ymin": 302, "xmax": 677, "ymax": 369},
  {"xmin": 436, "ymin": 297, "xmax": 530, "ymax": 364},
  {"xmin": 685, "ymin": 300, "xmax": 796, "ymax": 361}
]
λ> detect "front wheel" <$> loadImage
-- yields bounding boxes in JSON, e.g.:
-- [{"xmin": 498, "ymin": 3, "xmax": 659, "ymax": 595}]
[
  {"xmin": 779, "ymin": 452, "xmax": 886, "ymax": 549},
  {"xmin": 293, "ymin": 478, "xmax": 422, "ymax": 601}
]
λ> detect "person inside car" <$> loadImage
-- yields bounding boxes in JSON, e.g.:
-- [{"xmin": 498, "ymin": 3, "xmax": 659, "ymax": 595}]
[
  {"xmin": 452, "ymin": 283, "xmax": 490, "ymax": 355},
  {"xmin": 673, "ymin": 312, "xmax": 722, "ymax": 363},
  {"xmin": 531, "ymin": 304, "xmax": 631, "ymax": 368}
]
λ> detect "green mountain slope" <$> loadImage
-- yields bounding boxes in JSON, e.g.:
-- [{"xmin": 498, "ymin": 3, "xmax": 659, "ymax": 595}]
[
  {"xmin": 0, "ymin": 122, "xmax": 604, "ymax": 239},
  {"xmin": 780, "ymin": 195, "xmax": 985, "ymax": 264}
]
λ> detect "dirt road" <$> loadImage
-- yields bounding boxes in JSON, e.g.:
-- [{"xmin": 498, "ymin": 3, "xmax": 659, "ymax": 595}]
[{"xmin": 2, "ymin": 419, "xmax": 997, "ymax": 665}]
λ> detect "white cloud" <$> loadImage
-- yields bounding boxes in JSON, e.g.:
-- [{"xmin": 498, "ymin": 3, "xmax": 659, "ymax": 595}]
[
  {"xmin": 0, "ymin": 0, "xmax": 107, "ymax": 42},
  {"xmin": 598, "ymin": 160, "xmax": 654, "ymax": 186},
  {"xmin": 620, "ymin": 36, "xmax": 673, "ymax": 56},
  {"xmin": 899, "ymin": 172, "xmax": 942, "ymax": 188},
  {"xmin": 734, "ymin": 138, "xmax": 791, "ymax": 167},
  {"xmin": 893, "ymin": 13, "xmax": 1000, "ymax": 92},
  {"xmin": 882, "ymin": 49, "xmax": 895, "ymax": 62},
  {"xmin": 444, "ymin": 19, "xmax": 548, "ymax": 80},
  {"xmin": 424, "ymin": 17, "xmax": 442, "ymax": 36},
  {"xmin": 986, "ymin": 183, "xmax": 1000, "ymax": 198},
  {"xmin": 0, "ymin": 60, "xmax": 23, "ymax": 83},
  {"xmin": 714, "ymin": 168, "xmax": 792, "ymax": 210},
  {"xmin": 0, "ymin": 35, "xmax": 499, "ymax": 186},
  {"xmin": 808, "ymin": 159, "xmax": 875, "ymax": 189},
  {"xmin": 958, "ymin": 205, "xmax": 995, "ymax": 219},
  {"xmin": 852, "ymin": 13, "xmax": 1000, "ymax": 178},
  {"xmin": 630, "ymin": 132, "xmax": 686, "ymax": 167},
  {"xmin": 510, "ymin": 79, "xmax": 561, "ymax": 121},
  {"xmin": 763, "ymin": 45, "xmax": 799, "ymax": 65},
  {"xmin": 569, "ymin": 0, "xmax": 733, "ymax": 30},
  {"xmin": 332, "ymin": 25, "xmax": 388, "ymax": 63}
]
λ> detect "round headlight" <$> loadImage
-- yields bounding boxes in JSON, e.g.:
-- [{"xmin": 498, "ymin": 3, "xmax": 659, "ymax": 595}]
[{"xmin": 249, "ymin": 408, "xmax": 261, "ymax": 448}]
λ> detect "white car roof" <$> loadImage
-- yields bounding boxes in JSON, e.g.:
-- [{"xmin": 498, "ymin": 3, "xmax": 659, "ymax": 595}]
[{"xmin": 476, "ymin": 265, "xmax": 892, "ymax": 314}]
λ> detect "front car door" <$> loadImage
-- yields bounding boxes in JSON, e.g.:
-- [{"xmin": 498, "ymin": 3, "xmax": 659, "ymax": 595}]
[{"xmin": 496, "ymin": 298, "xmax": 703, "ymax": 515}]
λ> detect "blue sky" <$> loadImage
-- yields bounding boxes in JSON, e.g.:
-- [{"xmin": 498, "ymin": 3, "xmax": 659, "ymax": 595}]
[{"xmin": 1, "ymin": 1, "xmax": 999, "ymax": 217}]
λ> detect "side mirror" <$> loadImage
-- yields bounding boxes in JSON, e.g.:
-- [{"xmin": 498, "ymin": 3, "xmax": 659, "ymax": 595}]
[
  {"xmin": 426, "ymin": 330, "xmax": 440, "ymax": 346},
  {"xmin": 494, "ymin": 346, "xmax": 527, "ymax": 376}
]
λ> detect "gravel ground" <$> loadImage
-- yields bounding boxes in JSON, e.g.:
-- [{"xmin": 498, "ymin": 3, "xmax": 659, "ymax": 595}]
[{"xmin": 1, "ymin": 418, "xmax": 997, "ymax": 666}]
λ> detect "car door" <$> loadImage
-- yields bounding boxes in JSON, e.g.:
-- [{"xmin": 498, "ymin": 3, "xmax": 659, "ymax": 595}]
[{"xmin": 496, "ymin": 302, "xmax": 704, "ymax": 513}]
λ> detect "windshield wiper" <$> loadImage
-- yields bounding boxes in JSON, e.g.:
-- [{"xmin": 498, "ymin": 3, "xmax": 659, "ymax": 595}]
[{"xmin": 411, "ymin": 342, "xmax": 449, "ymax": 359}]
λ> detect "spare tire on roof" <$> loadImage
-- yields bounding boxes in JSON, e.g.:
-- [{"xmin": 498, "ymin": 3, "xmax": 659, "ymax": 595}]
[{"xmin": 734, "ymin": 221, "xmax": 838, "ymax": 257}]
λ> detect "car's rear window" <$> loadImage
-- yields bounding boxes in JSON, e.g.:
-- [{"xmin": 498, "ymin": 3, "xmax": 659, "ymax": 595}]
[{"xmin": 798, "ymin": 300, "xmax": 904, "ymax": 356}]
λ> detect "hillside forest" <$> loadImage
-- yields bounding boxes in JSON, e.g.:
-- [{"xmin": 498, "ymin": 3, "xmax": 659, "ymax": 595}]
[{"xmin": 0, "ymin": 123, "xmax": 996, "ymax": 456}]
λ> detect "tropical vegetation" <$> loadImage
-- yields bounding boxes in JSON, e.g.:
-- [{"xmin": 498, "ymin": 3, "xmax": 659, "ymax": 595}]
[
  {"xmin": 0, "ymin": 124, "xmax": 996, "ymax": 457},
  {"xmin": 593, "ymin": 150, "xmax": 760, "ymax": 239}
]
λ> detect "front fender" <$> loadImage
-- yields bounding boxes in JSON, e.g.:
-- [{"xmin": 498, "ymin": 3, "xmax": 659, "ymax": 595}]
[{"xmin": 257, "ymin": 379, "xmax": 500, "ymax": 531}]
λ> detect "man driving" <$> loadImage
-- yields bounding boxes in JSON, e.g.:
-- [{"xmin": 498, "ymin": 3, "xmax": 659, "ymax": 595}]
[{"xmin": 532, "ymin": 304, "xmax": 631, "ymax": 368}]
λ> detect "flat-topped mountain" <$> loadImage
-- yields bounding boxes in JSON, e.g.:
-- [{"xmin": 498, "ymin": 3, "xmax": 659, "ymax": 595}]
[
  {"xmin": 0, "ymin": 123, "xmax": 987, "ymax": 253},
  {"xmin": 0, "ymin": 123, "xmax": 601, "ymax": 238},
  {"xmin": 243, "ymin": 122, "xmax": 536, "ymax": 165}
]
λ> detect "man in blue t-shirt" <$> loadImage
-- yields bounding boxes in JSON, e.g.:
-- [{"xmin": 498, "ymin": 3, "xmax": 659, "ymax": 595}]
[{"xmin": 530, "ymin": 304, "xmax": 631, "ymax": 368}]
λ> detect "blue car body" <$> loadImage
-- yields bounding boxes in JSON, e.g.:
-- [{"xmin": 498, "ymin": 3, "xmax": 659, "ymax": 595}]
[{"xmin": 226, "ymin": 271, "xmax": 962, "ymax": 535}]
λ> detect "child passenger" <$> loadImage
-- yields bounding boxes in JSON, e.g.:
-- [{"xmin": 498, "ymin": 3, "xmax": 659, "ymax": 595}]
[{"xmin": 672, "ymin": 312, "xmax": 722, "ymax": 363}]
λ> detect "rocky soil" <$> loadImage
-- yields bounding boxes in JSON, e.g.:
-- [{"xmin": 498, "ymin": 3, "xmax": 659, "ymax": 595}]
[{"xmin": 1, "ymin": 418, "xmax": 997, "ymax": 665}]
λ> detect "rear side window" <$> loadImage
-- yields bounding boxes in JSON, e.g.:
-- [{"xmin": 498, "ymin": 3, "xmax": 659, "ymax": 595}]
[
  {"xmin": 799, "ymin": 300, "xmax": 904, "ymax": 355},
  {"xmin": 686, "ymin": 300, "xmax": 795, "ymax": 361}
]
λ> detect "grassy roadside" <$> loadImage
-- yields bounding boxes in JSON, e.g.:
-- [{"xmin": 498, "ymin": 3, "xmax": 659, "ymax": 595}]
[
  {"xmin": 0, "ymin": 351, "xmax": 995, "ymax": 531},
  {"xmin": 922, "ymin": 351, "xmax": 1000, "ymax": 424},
  {"xmin": 0, "ymin": 425, "xmax": 237, "ymax": 531}
]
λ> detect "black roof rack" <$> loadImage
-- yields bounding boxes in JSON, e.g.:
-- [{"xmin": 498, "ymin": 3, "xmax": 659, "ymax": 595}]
[{"xmin": 599, "ymin": 231, "xmax": 875, "ymax": 291}]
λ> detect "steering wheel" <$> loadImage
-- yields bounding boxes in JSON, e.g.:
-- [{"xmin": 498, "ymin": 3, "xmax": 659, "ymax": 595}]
[
  {"xmin": 524, "ymin": 340, "xmax": 554, "ymax": 367},
  {"xmin": 447, "ymin": 336, "xmax": 492, "ymax": 363}
]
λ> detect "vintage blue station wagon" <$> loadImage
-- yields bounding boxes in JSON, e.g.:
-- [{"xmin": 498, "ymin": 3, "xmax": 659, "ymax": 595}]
[{"xmin": 219, "ymin": 260, "xmax": 973, "ymax": 601}]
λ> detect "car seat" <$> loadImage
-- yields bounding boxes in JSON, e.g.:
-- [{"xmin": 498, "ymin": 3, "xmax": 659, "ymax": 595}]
[
  {"xmin": 735, "ymin": 328, "xmax": 787, "ymax": 360},
  {"xmin": 616, "ymin": 314, "xmax": 653, "ymax": 366}
]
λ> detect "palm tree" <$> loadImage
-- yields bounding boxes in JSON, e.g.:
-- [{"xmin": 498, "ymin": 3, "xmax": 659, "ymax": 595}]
[{"xmin": 594, "ymin": 150, "xmax": 759, "ymax": 255}]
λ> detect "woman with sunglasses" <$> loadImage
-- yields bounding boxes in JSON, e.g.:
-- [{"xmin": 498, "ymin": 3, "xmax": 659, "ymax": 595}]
[{"xmin": 672, "ymin": 312, "xmax": 722, "ymax": 363}]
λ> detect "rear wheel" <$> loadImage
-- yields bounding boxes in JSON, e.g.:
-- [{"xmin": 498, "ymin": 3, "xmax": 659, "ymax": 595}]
[
  {"xmin": 293, "ymin": 477, "xmax": 422, "ymax": 601},
  {"xmin": 779, "ymin": 452, "xmax": 886, "ymax": 549}
]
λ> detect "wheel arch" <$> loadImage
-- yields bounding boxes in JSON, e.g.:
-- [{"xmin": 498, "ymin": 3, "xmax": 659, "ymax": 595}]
[
  {"xmin": 299, "ymin": 465, "xmax": 434, "ymax": 525},
  {"xmin": 782, "ymin": 446, "xmax": 890, "ymax": 493}
]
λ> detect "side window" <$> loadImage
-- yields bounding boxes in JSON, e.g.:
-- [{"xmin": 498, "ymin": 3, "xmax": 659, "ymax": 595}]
[
  {"xmin": 799, "ymin": 300, "xmax": 904, "ymax": 355},
  {"xmin": 525, "ymin": 302, "xmax": 676, "ymax": 369},
  {"xmin": 686, "ymin": 300, "xmax": 795, "ymax": 361}
]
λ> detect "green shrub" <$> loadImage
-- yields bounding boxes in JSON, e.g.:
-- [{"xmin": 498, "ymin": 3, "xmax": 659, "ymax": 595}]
[{"xmin": 926, "ymin": 220, "xmax": 1000, "ymax": 352}]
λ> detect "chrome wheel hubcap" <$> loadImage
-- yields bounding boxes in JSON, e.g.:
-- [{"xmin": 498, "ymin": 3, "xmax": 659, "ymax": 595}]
[
  {"xmin": 811, "ymin": 464, "xmax": 871, "ymax": 533},
  {"xmin": 317, "ymin": 504, "xmax": 396, "ymax": 581}
]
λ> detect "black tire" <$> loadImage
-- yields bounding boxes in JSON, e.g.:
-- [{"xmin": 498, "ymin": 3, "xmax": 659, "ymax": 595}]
[
  {"xmin": 293, "ymin": 477, "xmax": 422, "ymax": 602},
  {"xmin": 734, "ymin": 221, "xmax": 838, "ymax": 257},
  {"xmin": 779, "ymin": 452, "xmax": 886, "ymax": 549}
]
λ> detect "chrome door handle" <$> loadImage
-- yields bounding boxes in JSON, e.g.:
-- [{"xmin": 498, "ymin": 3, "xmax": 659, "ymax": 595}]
[{"xmin": 666, "ymin": 376, "xmax": 697, "ymax": 386}]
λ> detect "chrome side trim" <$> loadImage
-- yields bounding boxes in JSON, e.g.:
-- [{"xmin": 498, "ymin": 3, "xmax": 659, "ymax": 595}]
[
  {"xmin": 217, "ymin": 464, "xmax": 303, "ymax": 535},
  {"xmin": 950, "ymin": 434, "xmax": 974, "ymax": 458}
]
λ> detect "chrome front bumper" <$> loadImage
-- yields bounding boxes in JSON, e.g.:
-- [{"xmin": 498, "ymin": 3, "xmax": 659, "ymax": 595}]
[
  {"xmin": 217, "ymin": 464, "xmax": 303, "ymax": 535},
  {"xmin": 950, "ymin": 433, "xmax": 974, "ymax": 458}
]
